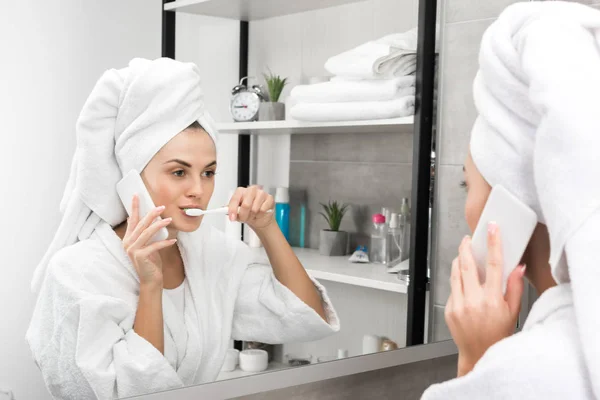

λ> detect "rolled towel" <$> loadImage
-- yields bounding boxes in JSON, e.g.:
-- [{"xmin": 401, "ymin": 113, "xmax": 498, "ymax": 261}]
[
  {"xmin": 325, "ymin": 28, "xmax": 418, "ymax": 79},
  {"xmin": 290, "ymin": 95, "xmax": 415, "ymax": 122},
  {"xmin": 290, "ymin": 76, "xmax": 415, "ymax": 104}
]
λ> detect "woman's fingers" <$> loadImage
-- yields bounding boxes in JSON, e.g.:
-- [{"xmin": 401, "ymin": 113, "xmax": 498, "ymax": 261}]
[
  {"xmin": 251, "ymin": 190, "xmax": 268, "ymax": 219},
  {"xmin": 137, "ymin": 238, "xmax": 178, "ymax": 260},
  {"xmin": 449, "ymin": 257, "xmax": 464, "ymax": 310},
  {"xmin": 484, "ymin": 222, "xmax": 504, "ymax": 296},
  {"xmin": 228, "ymin": 187, "xmax": 245, "ymax": 221},
  {"xmin": 134, "ymin": 217, "xmax": 172, "ymax": 248},
  {"xmin": 458, "ymin": 236, "xmax": 481, "ymax": 297},
  {"xmin": 237, "ymin": 186, "xmax": 256, "ymax": 222},
  {"xmin": 505, "ymin": 264, "xmax": 526, "ymax": 318},
  {"xmin": 260, "ymin": 194, "xmax": 275, "ymax": 213}
]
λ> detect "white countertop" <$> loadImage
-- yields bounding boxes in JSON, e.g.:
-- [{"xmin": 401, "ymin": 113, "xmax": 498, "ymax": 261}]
[
  {"xmin": 216, "ymin": 362, "xmax": 289, "ymax": 381},
  {"xmin": 250, "ymin": 247, "xmax": 408, "ymax": 294}
]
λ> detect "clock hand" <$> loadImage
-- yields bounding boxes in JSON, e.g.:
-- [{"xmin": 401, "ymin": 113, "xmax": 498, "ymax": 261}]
[{"xmin": 233, "ymin": 105, "xmax": 248, "ymax": 109}]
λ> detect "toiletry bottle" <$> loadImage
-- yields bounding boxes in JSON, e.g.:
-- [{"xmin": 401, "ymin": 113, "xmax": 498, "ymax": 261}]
[
  {"xmin": 275, "ymin": 187, "xmax": 290, "ymax": 242},
  {"xmin": 369, "ymin": 214, "xmax": 388, "ymax": 264},
  {"xmin": 387, "ymin": 213, "xmax": 403, "ymax": 266},
  {"xmin": 299, "ymin": 202, "xmax": 306, "ymax": 248},
  {"xmin": 400, "ymin": 198, "xmax": 411, "ymax": 261}
]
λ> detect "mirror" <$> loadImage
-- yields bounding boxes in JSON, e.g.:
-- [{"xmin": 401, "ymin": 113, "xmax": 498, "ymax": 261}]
[{"xmin": 2, "ymin": 0, "xmax": 448, "ymax": 399}]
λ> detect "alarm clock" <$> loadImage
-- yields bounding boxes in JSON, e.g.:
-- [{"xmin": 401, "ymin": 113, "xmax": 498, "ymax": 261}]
[{"xmin": 230, "ymin": 77, "xmax": 267, "ymax": 122}]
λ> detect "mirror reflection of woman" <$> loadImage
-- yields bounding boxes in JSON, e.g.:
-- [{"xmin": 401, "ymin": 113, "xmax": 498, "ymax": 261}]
[
  {"xmin": 423, "ymin": 2, "xmax": 600, "ymax": 399},
  {"xmin": 26, "ymin": 58, "xmax": 339, "ymax": 400}
]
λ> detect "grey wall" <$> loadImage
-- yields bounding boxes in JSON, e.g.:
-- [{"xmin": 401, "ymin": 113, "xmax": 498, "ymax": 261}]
[
  {"xmin": 235, "ymin": 355, "xmax": 457, "ymax": 400},
  {"xmin": 429, "ymin": 0, "xmax": 600, "ymax": 341},
  {"xmin": 289, "ymin": 130, "xmax": 413, "ymax": 250}
]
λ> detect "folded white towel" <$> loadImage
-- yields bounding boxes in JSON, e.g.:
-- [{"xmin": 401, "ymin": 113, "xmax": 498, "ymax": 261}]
[
  {"xmin": 290, "ymin": 76, "xmax": 415, "ymax": 103},
  {"xmin": 290, "ymin": 95, "xmax": 415, "ymax": 122},
  {"xmin": 325, "ymin": 28, "xmax": 418, "ymax": 79}
]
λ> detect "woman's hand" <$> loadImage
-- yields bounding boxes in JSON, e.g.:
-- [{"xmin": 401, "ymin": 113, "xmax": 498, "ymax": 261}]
[
  {"xmin": 228, "ymin": 186, "xmax": 275, "ymax": 233},
  {"xmin": 445, "ymin": 222, "xmax": 526, "ymax": 377},
  {"xmin": 122, "ymin": 194, "xmax": 177, "ymax": 288}
]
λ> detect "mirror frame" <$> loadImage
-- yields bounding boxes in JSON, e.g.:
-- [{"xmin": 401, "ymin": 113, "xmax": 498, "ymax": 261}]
[{"xmin": 157, "ymin": 0, "xmax": 445, "ymax": 396}]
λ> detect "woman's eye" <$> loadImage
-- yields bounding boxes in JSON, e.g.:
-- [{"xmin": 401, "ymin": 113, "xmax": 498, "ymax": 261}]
[
  {"xmin": 202, "ymin": 170, "xmax": 216, "ymax": 178},
  {"xmin": 173, "ymin": 170, "xmax": 185, "ymax": 177}
]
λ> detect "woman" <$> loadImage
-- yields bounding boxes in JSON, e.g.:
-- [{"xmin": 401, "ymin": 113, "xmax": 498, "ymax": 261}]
[
  {"xmin": 26, "ymin": 58, "xmax": 339, "ymax": 400},
  {"xmin": 423, "ymin": 2, "xmax": 600, "ymax": 399}
]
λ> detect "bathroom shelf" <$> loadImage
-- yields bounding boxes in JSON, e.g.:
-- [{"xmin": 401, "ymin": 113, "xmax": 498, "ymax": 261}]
[
  {"xmin": 294, "ymin": 248, "xmax": 408, "ymax": 294},
  {"xmin": 217, "ymin": 117, "xmax": 414, "ymax": 136},
  {"xmin": 164, "ymin": 0, "xmax": 369, "ymax": 21},
  {"xmin": 216, "ymin": 362, "xmax": 289, "ymax": 381}
]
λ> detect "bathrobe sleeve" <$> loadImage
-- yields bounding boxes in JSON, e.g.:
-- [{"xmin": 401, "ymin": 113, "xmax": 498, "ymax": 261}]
[
  {"xmin": 231, "ymin": 262, "xmax": 340, "ymax": 344},
  {"xmin": 420, "ymin": 321, "xmax": 592, "ymax": 400},
  {"xmin": 26, "ymin": 248, "xmax": 184, "ymax": 400}
]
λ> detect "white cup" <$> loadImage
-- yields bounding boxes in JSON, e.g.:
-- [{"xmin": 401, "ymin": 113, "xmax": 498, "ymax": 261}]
[
  {"xmin": 362, "ymin": 334, "xmax": 382, "ymax": 355},
  {"xmin": 239, "ymin": 349, "xmax": 269, "ymax": 372}
]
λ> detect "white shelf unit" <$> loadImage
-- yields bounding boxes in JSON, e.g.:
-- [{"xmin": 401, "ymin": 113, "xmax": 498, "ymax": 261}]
[
  {"xmin": 164, "ymin": 0, "xmax": 369, "ymax": 21},
  {"xmin": 251, "ymin": 247, "xmax": 408, "ymax": 294},
  {"xmin": 217, "ymin": 117, "xmax": 414, "ymax": 136},
  {"xmin": 294, "ymin": 248, "xmax": 408, "ymax": 294}
]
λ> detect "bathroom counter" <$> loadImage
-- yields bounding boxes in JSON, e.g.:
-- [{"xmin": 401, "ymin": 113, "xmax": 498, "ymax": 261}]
[{"xmin": 216, "ymin": 362, "xmax": 289, "ymax": 381}]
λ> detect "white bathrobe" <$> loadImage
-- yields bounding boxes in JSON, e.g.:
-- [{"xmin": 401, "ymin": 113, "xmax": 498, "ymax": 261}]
[
  {"xmin": 422, "ymin": 283, "xmax": 594, "ymax": 399},
  {"xmin": 26, "ymin": 220, "xmax": 339, "ymax": 399}
]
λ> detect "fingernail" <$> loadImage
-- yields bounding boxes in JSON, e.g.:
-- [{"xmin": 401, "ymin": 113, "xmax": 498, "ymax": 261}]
[
  {"xmin": 158, "ymin": 205, "xmax": 165, "ymax": 211},
  {"xmin": 229, "ymin": 213, "xmax": 235, "ymax": 221},
  {"xmin": 488, "ymin": 221, "xmax": 498, "ymax": 235},
  {"xmin": 519, "ymin": 264, "xmax": 527, "ymax": 276},
  {"xmin": 165, "ymin": 217, "xmax": 172, "ymax": 222}
]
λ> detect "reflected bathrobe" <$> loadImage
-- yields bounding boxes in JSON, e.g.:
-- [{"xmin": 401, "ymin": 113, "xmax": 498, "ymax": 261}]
[
  {"xmin": 26, "ymin": 221, "xmax": 340, "ymax": 399},
  {"xmin": 421, "ymin": 283, "xmax": 594, "ymax": 399}
]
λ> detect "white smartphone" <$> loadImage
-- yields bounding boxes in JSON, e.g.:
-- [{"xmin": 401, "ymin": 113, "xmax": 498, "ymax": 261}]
[
  {"xmin": 471, "ymin": 184, "xmax": 537, "ymax": 294},
  {"xmin": 116, "ymin": 169, "xmax": 169, "ymax": 244}
]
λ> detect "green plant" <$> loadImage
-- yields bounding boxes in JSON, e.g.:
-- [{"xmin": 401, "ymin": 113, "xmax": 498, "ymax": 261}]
[
  {"xmin": 263, "ymin": 69, "xmax": 288, "ymax": 103},
  {"xmin": 319, "ymin": 201, "xmax": 349, "ymax": 232}
]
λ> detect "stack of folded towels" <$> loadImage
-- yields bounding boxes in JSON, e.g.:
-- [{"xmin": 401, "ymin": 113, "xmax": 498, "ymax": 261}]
[{"xmin": 290, "ymin": 28, "xmax": 418, "ymax": 122}]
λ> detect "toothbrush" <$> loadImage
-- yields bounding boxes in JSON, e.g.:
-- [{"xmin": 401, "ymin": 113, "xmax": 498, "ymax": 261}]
[{"xmin": 184, "ymin": 206, "xmax": 274, "ymax": 217}]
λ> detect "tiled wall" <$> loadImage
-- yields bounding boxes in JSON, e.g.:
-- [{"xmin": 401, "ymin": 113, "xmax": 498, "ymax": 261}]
[
  {"xmin": 289, "ymin": 130, "xmax": 414, "ymax": 250},
  {"xmin": 429, "ymin": 0, "xmax": 600, "ymax": 341},
  {"xmin": 235, "ymin": 355, "xmax": 457, "ymax": 400}
]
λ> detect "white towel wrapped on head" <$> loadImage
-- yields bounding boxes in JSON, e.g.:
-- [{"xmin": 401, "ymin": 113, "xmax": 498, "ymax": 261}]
[
  {"xmin": 325, "ymin": 28, "xmax": 419, "ymax": 79},
  {"xmin": 290, "ymin": 94, "xmax": 414, "ymax": 122},
  {"xmin": 422, "ymin": 2, "xmax": 600, "ymax": 399},
  {"xmin": 290, "ymin": 76, "xmax": 415, "ymax": 104}
]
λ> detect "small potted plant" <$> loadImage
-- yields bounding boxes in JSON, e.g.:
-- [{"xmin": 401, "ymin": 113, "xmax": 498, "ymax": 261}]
[
  {"xmin": 259, "ymin": 69, "xmax": 288, "ymax": 121},
  {"xmin": 319, "ymin": 200, "xmax": 350, "ymax": 256}
]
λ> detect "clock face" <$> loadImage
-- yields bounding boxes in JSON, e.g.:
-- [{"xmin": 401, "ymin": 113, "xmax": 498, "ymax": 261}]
[{"xmin": 231, "ymin": 91, "xmax": 260, "ymax": 122}]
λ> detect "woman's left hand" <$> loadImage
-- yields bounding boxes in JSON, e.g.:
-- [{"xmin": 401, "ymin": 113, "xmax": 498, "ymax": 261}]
[
  {"xmin": 445, "ymin": 222, "xmax": 526, "ymax": 377},
  {"xmin": 228, "ymin": 186, "xmax": 275, "ymax": 232}
]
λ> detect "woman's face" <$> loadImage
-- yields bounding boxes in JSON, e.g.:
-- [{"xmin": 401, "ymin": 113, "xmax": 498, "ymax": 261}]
[
  {"xmin": 141, "ymin": 127, "xmax": 217, "ymax": 233},
  {"xmin": 463, "ymin": 151, "xmax": 492, "ymax": 233}
]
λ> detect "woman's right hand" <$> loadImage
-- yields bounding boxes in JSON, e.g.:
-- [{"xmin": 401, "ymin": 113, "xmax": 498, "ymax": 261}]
[{"xmin": 122, "ymin": 194, "xmax": 177, "ymax": 287}]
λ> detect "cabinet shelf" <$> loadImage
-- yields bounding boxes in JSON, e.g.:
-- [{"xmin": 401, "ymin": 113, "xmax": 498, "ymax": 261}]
[
  {"xmin": 217, "ymin": 117, "xmax": 414, "ymax": 136},
  {"xmin": 164, "ymin": 0, "xmax": 369, "ymax": 21}
]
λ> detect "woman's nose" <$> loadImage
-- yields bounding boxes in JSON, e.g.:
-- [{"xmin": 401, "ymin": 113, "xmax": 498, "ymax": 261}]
[{"xmin": 187, "ymin": 177, "xmax": 204, "ymax": 198}]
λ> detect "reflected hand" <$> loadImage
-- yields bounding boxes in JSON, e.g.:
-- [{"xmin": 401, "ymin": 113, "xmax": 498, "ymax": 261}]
[
  {"xmin": 228, "ymin": 186, "xmax": 275, "ymax": 233},
  {"xmin": 122, "ymin": 194, "xmax": 177, "ymax": 287},
  {"xmin": 445, "ymin": 223, "xmax": 526, "ymax": 376}
]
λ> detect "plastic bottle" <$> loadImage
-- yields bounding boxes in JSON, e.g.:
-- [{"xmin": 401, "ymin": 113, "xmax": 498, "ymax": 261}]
[
  {"xmin": 369, "ymin": 214, "xmax": 388, "ymax": 264},
  {"xmin": 399, "ymin": 198, "xmax": 411, "ymax": 261},
  {"xmin": 275, "ymin": 187, "xmax": 290, "ymax": 241},
  {"xmin": 387, "ymin": 213, "xmax": 404, "ymax": 266}
]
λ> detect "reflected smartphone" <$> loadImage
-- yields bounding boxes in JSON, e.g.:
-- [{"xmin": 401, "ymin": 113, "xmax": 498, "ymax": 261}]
[
  {"xmin": 471, "ymin": 184, "xmax": 537, "ymax": 294},
  {"xmin": 116, "ymin": 169, "xmax": 169, "ymax": 244}
]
